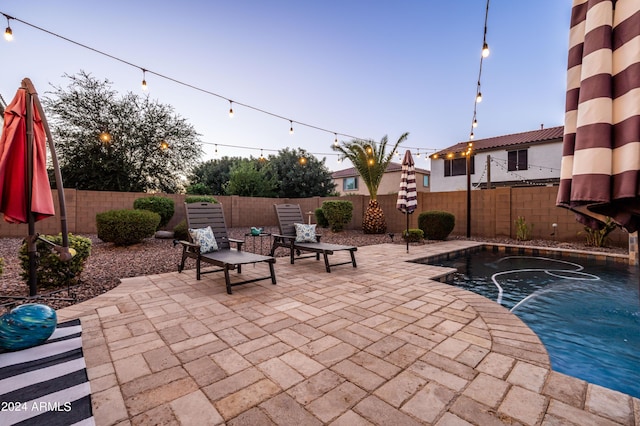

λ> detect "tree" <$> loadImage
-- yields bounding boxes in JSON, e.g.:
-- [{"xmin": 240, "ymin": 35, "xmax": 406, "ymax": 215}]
[
  {"xmin": 224, "ymin": 159, "xmax": 278, "ymax": 197},
  {"xmin": 44, "ymin": 71, "xmax": 202, "ymax": 192},
  {"xmin": 267, "ymin": 148, "xmax": 336, "ymax": 198},
  {"xmin": 331, "ymin": 133, "xmax": 409, "ymax": 233},
  {"xmin": 189, "ymin": 156, "xmax": 240, "ymax": 195}
]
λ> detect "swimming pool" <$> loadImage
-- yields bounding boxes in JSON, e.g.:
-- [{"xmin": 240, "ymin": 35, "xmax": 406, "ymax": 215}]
[{"xmin": 431, "ymin": 249, "xmax": 640, "ymax": 399}]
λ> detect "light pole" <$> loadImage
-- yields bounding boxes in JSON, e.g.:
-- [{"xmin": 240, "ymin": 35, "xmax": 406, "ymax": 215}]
[{"xmin": 466, "ymin": 142, "xmax": 472, "ymax": 238}]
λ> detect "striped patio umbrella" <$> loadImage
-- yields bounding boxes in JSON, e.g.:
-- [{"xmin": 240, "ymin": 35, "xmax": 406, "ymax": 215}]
[
  {"xmin": 556, "ymin": 0, "xmax": 640, "ymax": 232},
  {"xmin": 397, "ymin": 150, "xmax": 417, "ymax": 252}
]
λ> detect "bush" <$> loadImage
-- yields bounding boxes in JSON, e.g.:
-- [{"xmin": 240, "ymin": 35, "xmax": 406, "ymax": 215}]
[
  {"xmin": 96, "ymin": 209, "xmax": 160, "ymax": 246},
  {"xmin": 402, "ymin": 228, "xmax": 424, "ymax": 242},
  {"xmin": 581, "ymin": 216, "xmax": 617, "ymax": 247},
  {"xmin": 173, "ymin": 219, "xmax": 189, "ymax": 241},
  {"xmin": 186, "ymin": 183, "xmax": 213, "ymax": 195},
  {"xmin": 19, "ymin": 233, "xmax": 92, "ymax": 289},
  {"xmin": 315, "ymin": 208, "xmax": 329, "ymax": 228},
  {"xmin": 184, "ymin": 195, "xmax": 218, "ymax": 204},
  {"xmin": 418, "ymin": 211, "xmax": 455, "ymax": 240},
  {"xmin": 0, "ymin": 257, "xmax": 4, "ymax": 275},
  {"xmin": 133, "ymin": 196, "xmax": 175, "ymax": 230},
  {"xmin": 515, "ymin": 216, "xmax": 533, "ymax": 241},
  {"xmin": 321, "ymin": 200, "xmax": 353, "ymax": 232}
]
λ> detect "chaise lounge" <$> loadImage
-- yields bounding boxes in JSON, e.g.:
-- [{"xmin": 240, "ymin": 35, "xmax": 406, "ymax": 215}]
[
  {"xmin": 270, "ymin": 203, "xmax": 357, "ymax": 273},
  {"xmin": 177, "ymin": 202, "xmax": 276, "ymax": 294}
]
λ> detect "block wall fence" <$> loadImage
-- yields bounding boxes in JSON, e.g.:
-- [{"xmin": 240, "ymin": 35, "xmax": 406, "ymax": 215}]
[{"xmin": 0, "ymin": 187, "xmax": 630, "ymax": 248}]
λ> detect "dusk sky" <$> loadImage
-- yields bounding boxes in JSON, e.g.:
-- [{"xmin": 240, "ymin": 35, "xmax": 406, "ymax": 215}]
[{"xmin": 1, "ymin": 1, "xmax": 571, "ymax": 171}]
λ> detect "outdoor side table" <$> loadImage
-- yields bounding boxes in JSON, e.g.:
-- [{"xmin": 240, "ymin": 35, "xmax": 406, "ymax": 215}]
[{"xmin": 244, "ymin": 232, "xmax": 271, "ymax": 255}]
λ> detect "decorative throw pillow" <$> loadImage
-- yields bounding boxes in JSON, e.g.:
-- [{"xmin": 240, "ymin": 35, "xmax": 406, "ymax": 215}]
[
  {"xmin": 294, "ymin": 223, "xmax": 317, "ymax": 243},
  {"xmin": 189, "ymin": 226, "xmax": 218, "ymax": 253}
]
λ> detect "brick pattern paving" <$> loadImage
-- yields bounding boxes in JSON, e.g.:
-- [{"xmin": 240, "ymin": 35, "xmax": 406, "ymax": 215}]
[{"xmin": 56, "ymin": 241, "xmax": 640, "ymax": 425}]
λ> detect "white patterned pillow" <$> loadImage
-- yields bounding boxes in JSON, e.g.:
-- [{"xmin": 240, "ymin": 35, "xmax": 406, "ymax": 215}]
[
  {"xmin": 189, "ymin": 226, "xmax": 218, "ymax": 253},
  {"xmin": 294, "ymin": 223, "xmax": 317, "ymax": 243}
]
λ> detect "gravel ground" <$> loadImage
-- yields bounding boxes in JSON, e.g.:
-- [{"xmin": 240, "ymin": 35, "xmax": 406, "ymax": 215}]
[{"xmin": 0, "ymin": 226, "xmax": 628, "ymax": 314}]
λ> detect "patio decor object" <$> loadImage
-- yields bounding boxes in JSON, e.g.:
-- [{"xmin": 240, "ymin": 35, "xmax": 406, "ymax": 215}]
[
  {"xmin": 270, "ymin": 203, "xmax": 357, "ymax": 272},
  {"xmin": 0, "ymin": 319, "xmax": 94, "ymax": 425},
  {"xmin": 556, "ymin": 0, "xmax": 640, "ymax": 232},
  {"xmin": 177, "ymin": 202, "xmax": 276, "ymax": 294},
  {"xmin": 0, "ymin": 304, "xmax": 56, "ymax": 351},
  {"xmin": 396, "ymin": 149, "xmax": 418, "ymax": 253}
]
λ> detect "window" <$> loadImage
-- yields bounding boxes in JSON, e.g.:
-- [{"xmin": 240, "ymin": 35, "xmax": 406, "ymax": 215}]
[
  {"xmin": 444, "ymin": 157, "xmax": 474, "ymax": 177},
  {"xmin": 423, "ymin": 175, "xmax": 429, "ymax": 187},
  {"xmin": 508, "ymin": 149, "xmax": 528, "ymax": 171},
  {"xmin": 343, "ymin": 177, "xmax": 358, "ymax": 191}
]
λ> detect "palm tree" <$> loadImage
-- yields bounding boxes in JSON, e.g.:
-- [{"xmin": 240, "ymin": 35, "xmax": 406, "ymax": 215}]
[{"xmin": 332, "ymin": 132, "xmax": 409, "ymax": 234}]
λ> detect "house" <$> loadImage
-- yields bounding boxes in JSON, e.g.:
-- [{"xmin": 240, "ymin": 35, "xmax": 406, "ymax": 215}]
[
  {"xmin": 429, "ymin": 126, "xmax": 564, "ymax": 192},
  {"xmin": 332, "ymin": 161, "xmax": 431, "ymax": 196}
]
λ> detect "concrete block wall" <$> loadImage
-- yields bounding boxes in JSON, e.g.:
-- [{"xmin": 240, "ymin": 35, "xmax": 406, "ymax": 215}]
[{"xmin": 0, "ymin": 187, "xmax": 630, "ymax": 248}]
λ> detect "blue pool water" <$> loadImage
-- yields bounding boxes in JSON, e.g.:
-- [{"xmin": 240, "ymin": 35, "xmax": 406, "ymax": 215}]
[{"xmin": 436, "ymin": 250, "xmax": 640, "ymax": 398}]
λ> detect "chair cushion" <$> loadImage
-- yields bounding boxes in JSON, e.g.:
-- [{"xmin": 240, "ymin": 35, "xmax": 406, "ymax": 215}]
[
  {"xmin": 294, "ymin": 223, "xmax": 317, "ymax": 243},
  {"xmin": 189, "ymin": 226, "xmax": 219, "ymax": 253}
]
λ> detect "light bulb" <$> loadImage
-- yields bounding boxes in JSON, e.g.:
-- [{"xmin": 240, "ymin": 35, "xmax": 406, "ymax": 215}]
[
  {"xmin": 289, "ymin": 121, "xmax": 294, "ymax": 135},
  {"xmin": 472, "ymin": 119, "xmax": 478, "ymax": 128},
  {"xmin": 99, "ymin": 132, "xmax": 112, "ymax": 143},
  {"xmin": 229, "ymin": 101, "xmax": 234, "ymax": 118},
  {"xmin": 4, "ymin": 26, "xmax": 12, "ymax": 41},
  {"xmin": 482, "ymin": 42, "xmax": 490, "ymax": 58},
  {"xmin": 299, "ymin": 156, "xmax": 307, "ymax": 165},
  {"xmin": 469, "ymin": 132, "xmax": 475, "ymax": 140},
  {"xmin": 141, "ymin": 69, "xmax": 148, "ymax": 91},
  {"xmin": 368, "ymin": 158, "xmax": 374, "ymax": 166},
  {"xmin": 160, "ymin": 141, "xmax": 169, "ymax": 150},
  {"xmin": 476, "ymin": 92, "xmax": 482, "ymax": 103},
  {"xmin": 334, "ymin": 134, "xmax": 338, "ymax": 146}
]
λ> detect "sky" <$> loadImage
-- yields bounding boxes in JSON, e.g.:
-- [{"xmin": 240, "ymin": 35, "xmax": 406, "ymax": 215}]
[{"xmin": 0, "ymin": 1, "xmax": 572, "ymax": 172}]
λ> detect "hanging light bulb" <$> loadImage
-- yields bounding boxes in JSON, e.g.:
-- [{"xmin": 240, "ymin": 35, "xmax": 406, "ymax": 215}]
[
  {"xmin": 4, "ymin": 16, "xmax": 13, "ymax": 41},
  {"xmin": 259, "ymin": 149, "xmax": 265, "ymax": 161},
  {"xmin": 472, "ymin": 118, "xmax": 478, "ymax": 128},
  {"xmin": 366, "ymin": 145, "xmax": 372, "ymax": 155},
  {"xmin": 337, "ymin": 157, "xmax": 342, "ymax": 163},
  {"xmin": 416, "ymin": 149, "xmax": 421, "ymax": 158},
  {"xmin": 214, "ymin": 144, "xmax": 218, "ymax": 157},
  {"xmin": 160, "ymin": 140, "xmax": 169, "ymax": 150},
  {"xmin": 141, "ymin": 69, "xmax": 148, "ymax": 91},
  {"xmin": 482, "ymin": 42, "xmax": 490, "ymax": 58},
  {"xmin": 289, "ymin": 120, "xmax": 294, "ymax": 135},
  {"xmin": 469, "ymin": 132, "xmax": 475, "ymax": 140},
  {"xmin": 299, "ymin": 156, "xmax": 307, "ymax": 165},
  {"xmin": 476, "ymin": 91, "xmax": 482, "ymax": 103},
  {"xmin": 228, "ymin": 100, "xmax": 234, "ymax": 118},
  {"xmin": 99, "ymin": 131, "xmax": 112, "ymax": 144},
  {"xmin": 334, "ymin": 133, "xmax": 338, "ymax": 147},
  {"xmin": 368, "ymin": 157, "xmax": 375, "ymax": 166}
]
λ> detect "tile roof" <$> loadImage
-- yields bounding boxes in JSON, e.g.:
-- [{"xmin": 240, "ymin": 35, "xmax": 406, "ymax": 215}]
[
  {"xmin": 331, "ymin": 161, "xmax": 430, "ymax": 178},
  {"xmin": 432, "ymin": 125, "xmax": 564, "ymax": 157}
]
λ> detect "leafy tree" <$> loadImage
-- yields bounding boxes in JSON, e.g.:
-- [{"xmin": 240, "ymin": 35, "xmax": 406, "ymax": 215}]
[
  {"xmin": 331, "ymin": 133, "xmax": 409, "ymax": 233},
  {"xmin": 266, "ymin": 148, "xmax": 336, "ymax": 198},
  {"xmin": 189, "ymin": 156, "xmax": 240, "ymax": 195},
  {"xmin": 224, "ymin": 158, "xmax": 278, "ymax": 197},
  {"xmin": 44, "ymin": 71, "xmax": 202, "ymax": 192}
]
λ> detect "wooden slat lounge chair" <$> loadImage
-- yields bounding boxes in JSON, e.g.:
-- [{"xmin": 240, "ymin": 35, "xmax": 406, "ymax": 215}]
[
  {"xmin": 177, "ymin": 202, "xmax": 276, "ymax": 294},
  {"xmin": 270, "ymin": 203, "xmax": 357, "ymax": 272}
]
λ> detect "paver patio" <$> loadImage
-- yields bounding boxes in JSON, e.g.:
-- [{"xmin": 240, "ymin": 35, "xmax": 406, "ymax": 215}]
[{"xmin": 56, "ymin": 241, "xmax": 640, "ymax": 425}]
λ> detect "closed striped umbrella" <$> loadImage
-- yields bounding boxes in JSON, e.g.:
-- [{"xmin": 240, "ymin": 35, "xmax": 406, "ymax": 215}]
[
  {"xmin": 556, "ymin": 0, "xmax": 640, "ymax": 232},
  {"xmin": 397, "ymin": 150, "xmax": 417, "ymax": 252}
]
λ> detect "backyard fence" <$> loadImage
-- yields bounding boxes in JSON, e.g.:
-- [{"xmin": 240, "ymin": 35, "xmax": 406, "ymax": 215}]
[{"xmin": 0, "ymin": 186, "xmax": 630, "ymax": 248}]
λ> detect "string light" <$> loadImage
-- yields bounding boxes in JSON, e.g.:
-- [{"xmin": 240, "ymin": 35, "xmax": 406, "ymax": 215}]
[
  {"xmin": 416, "ymin": 148, "xmax": 420, "ymax": 158},
  {"xmin": 482, "ymin": 42, "xmax": 490, "ymax": 58},
  {"xmin": 229, "ymin": 100, "xmax": 234, "ymax": 118},
  {"xmin": 466, "ymin": 0, "xmax": 490, "ymax": 149},
  {"xmin": 299, "ymin": 156, "xmax": 307, "ymax": 165},
  {"xmin": 141, "ymin": 69, "xmax": 148, "ymax": 91},
  {"xmin": 289, "ymin": 120, "xmax": 294, "ymax": 135},
  {"xmin": 3, "ymin": 14, "xmax": 12, "ymax": 41},
  {"xmin": 160, "ymin": 140, "xmax": 169, "ymax": 150},
  {"xmin": 259, "ymin": 149, "xmax": 265, "ymax": 161},
  {"xmin": 214, "ymin": 144, "xmax": 218, "ymax": 156},
  {"xmin": 334, "ymin": 133, "xmax": 338, "ymax": 147},
  {"xmin": 99, "ymin": 131, "xmax": 112, "ymax": 144}
]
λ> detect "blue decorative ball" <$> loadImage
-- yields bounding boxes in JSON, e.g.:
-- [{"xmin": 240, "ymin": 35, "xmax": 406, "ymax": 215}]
[{"xmin": 0, "ymin": 304, "xmax": 57, "ymax": 351}]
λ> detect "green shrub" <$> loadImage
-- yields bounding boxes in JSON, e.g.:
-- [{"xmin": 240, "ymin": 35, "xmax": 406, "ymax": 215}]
[
  {"xmin": 315, "ymin": 208, "xmax": 329, "ymax": 228},
  {"xmin": 19, "ymin": 233, "xmax": 92, "ymax": 289},
  {"xmin": 184, "ymin": 195, "xmax": 218, "ymax": 204},
  {"xmin": 581, "ymin": 217, "xmax": 617, "ymax": 247},
  {"xmin": 515, "ymin": 216, "xmax": 533, "ymax": 241},
  {"xmin": 173, "ymin": 219, "xmax": 189, "ymax": 241},
  {"xmin": 402, "ymin": 228, "xmax": 424, "ymax": 242},
  {"xmin": 186, "ymin": 183, "xmax": 213, "ymax": 195},
  {"xmin": 0, "ymin": 257, "xmax": 4, "ymax": 275},
  {"xmin": 96, "ymin": 209, "xmax": 160, "ymax": 246},
  {"xmin": 418, "ymin": 211, "xmax": 455, "ymax": 240},
  {"xmin": 321, "ymin": 200, "xmax": 353, "ymax": 232},
  {"xmin": 133, "ymin": 196, "xmax": 175, "ymax": 230}
]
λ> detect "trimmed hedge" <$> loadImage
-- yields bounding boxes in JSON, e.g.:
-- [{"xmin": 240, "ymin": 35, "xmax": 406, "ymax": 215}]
[
  {"xmin": 315, "ymin": 207, "xmax": 329, "ymax": 228},
  {"xmin": 96, "ymin": 209, "xmax": 160, "ymax": 246},
  {"xmin": 402, "ymin": 228, "xmax": 424, "ymax": 242},
  {"xmin": 185, "ymin": 195, "xmax": 218, "ymax": 204},
  {"xmin": 19, "ymin": 233, "xmax": 92, "ymax": 289},
  {"xmin": 321, "ymin": 200, "xmax": 353, "ymax": 232},
  {"xmin": 133, "ymin": 196, "xmax": 175, "ymax": 230},
  {"xmin": 418, "ymin": 210, "xmax": 455, "ymax": 240}
]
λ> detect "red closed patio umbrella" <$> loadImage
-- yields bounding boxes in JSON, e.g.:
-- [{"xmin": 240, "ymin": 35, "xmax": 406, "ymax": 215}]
[
  {"xmin": 556, "ymin": 0, "xmax": 640, "ymax": 232},
  {"xmin": 0, "ymin": 78, "xmax": 72, "ymax": 298}
]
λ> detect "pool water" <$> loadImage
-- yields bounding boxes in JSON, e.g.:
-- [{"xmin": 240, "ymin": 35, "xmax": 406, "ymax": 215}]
[{"xmin": 436, "ymin": 251, "xmax": 640, "ymax": 398}]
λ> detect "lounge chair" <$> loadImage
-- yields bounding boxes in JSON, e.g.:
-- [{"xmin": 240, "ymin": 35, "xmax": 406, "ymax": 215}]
[
  {"xmin": 270, "ymin": 203, "xmax": 357, "ymax": 272},
  {"xmin": 177, "ymin": 202, "xmax": 276, "ymax": 294}
]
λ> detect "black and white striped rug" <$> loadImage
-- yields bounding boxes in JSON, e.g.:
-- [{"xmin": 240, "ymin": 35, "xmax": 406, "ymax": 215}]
[{"xmin": 0, "ymin": 319, "xmax": 95, "ymax": 425}]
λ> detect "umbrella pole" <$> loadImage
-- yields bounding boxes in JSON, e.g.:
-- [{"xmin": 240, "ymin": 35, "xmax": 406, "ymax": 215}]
[
  {"xmin": 406, "ymin": 212, "xmax": 409, "ymax": 253},
  {"xmin": 24, "ymin": 86, "xmax": 38, "ymax": 297}
]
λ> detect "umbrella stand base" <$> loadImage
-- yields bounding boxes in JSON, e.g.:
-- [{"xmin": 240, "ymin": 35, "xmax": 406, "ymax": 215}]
[{"xmin": 0, "ymin": 286, "xmax": 78, "ymax": 309}]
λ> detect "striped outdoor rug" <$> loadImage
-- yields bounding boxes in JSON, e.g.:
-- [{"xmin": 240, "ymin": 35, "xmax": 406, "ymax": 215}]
[{"xmin": 0, "ymin": 319, "xmax": 95, "ymax": 426}]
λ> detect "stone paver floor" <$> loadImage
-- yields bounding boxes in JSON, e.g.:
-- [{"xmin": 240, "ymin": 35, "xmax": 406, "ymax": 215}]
[{"xmin": 56, "ymin": 241, "xmax": 640, "ymax": 425}]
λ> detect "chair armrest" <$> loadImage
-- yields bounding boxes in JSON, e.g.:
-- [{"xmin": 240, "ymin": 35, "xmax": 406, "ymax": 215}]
[
  {"xmin": 228, "ymin": 238, "xmax": 244, "ymax": 251},
  {"xmin": 175, "ymin": 239, "xmax": 201, "ymax": 253}
]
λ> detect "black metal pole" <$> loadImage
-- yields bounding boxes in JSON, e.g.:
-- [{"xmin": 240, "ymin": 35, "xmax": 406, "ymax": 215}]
[
  {"xmin": 25, "ymin": 86, "xmax": 37, "ymax": 296},
  {"xmin": 466, "ymin": 154, "xmax": 471, "ymax": 238},
  {"xmin": 406, "ymin": 212, "xmax": 409, "ymax": 253}
]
